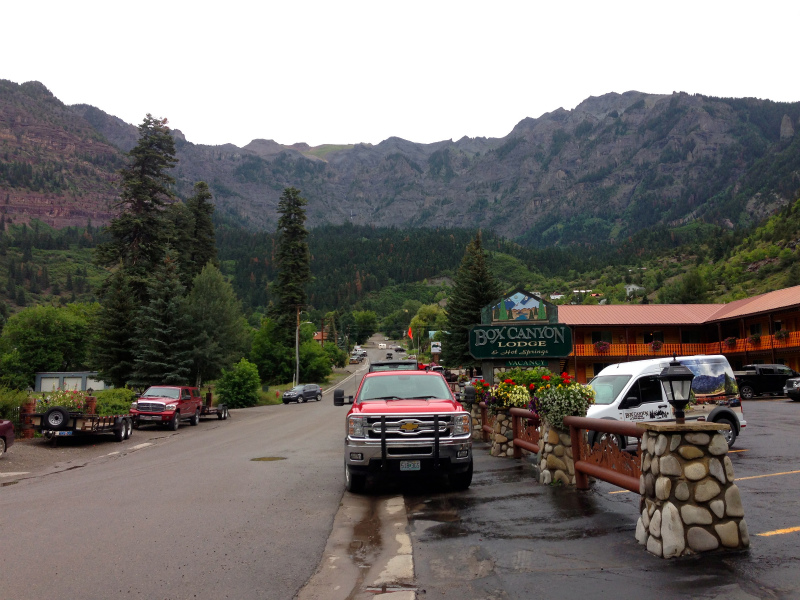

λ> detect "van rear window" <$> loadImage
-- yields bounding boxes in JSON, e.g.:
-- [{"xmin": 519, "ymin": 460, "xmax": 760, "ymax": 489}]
[{"xmin": 588, "ymin": 375, "xmax": 631, "ymax": 405}]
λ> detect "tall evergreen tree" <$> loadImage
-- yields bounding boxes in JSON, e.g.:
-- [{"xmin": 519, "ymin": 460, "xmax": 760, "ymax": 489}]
[
  {"xmin": 185, "ymin": 181, "xmax": 218, "ymax": 277},
  {"xmin": 269, "ymin": 187, "xmax": 311, "ymax": 342},
  {"xmin": 441, "ymin": 231, "xmax": 502, "ymax": 368},
  {"xmin": 96, "ymin": 114, "xmax": 178, "ymax": 304},
  {"xmin": 93, "ymin": 269, "xmax": 137, "ymax": 388},
  {"xmin": 184, "ymin": 263, "xmax": 249, "ymax": 386},
  {"xmin": 129, "ymin": 251, "xmax": 194, "ymax": 387}
]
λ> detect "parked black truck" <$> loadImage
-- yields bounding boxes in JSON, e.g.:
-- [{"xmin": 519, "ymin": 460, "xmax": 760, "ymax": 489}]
[{"xmin": 734, "ymin": 364, "xmax": 799, "ymax": 399}]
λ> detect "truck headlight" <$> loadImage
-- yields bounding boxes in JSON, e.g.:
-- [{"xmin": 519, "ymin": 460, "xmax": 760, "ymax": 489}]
[
  {"xmin": 348, "ymin": 416, "xmax": 367, "ymax": 438},
  {"xmin": 453, "ymin": 414, "xmax": 471, "ymax": 435},
  {"xmin": 130, "ymin": 402, "xmax": 138, "ymax": 410},
  {"xmin": 164, "ymin": 404, "xmax": 177, "ymax": 411}
]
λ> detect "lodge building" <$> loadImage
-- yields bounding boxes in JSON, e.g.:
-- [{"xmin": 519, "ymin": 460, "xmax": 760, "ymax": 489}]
[{"xmin": 557, "ymin": 285, "xmax": 800, "ymax": 383}]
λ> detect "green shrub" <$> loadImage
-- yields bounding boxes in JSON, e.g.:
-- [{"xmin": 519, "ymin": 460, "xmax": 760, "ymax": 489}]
[
  {"xmin": 0, "ymin": 387, "xmax": 28, "ymax": 420},
  {"xmin": 94, "ymin": 388, "xmax": 136, "ymax": 416},
  {"xmin": 217, "ymin": 358, "xmax": 260, "ymax": 408}
]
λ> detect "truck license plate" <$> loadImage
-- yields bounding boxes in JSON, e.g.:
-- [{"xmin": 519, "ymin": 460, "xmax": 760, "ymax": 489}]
[
  {"xmin": 141, "ymin": 415, "xmax": 161, "ymax": 421},
  {"xmin": 55, "ymin": 431, "xmax": 73, "ymax": 436},
  {"xmin": 400, "ymin": 460, "xmax": 420, "ymax": 472}
]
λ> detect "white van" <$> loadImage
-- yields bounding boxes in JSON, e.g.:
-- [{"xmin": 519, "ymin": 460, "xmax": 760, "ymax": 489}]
[
  {"xmin": 378, "ymin": 343, "xmax": 387, "ymax": 349},
  {"xmin": 587, "ymin": 355, "xmax": 746, "ymax": 448}
]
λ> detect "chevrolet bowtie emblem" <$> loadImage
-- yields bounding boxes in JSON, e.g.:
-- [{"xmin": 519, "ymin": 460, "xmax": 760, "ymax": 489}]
[{"xmin": 400, "ymin": 422, "xmax": 419, "ymax": 431}]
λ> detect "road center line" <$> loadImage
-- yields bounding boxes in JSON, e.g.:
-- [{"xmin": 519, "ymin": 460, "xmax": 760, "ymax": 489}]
[
  {"xmin": 0, "ymin": 472, "xmax": 30, "ymax": 477},
  {"xmin": 756, "ymin": 526, "xmax": 800, "ymax": 537}
]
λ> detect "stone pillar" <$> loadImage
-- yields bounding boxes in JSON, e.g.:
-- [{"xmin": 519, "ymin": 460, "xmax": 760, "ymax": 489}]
[
  {"xmin": 84, "ymin": 396, "xmax": 97, "ymax": 414},
  {"xmin": 635, "ymin": 422, "xmax": 749, "ymax": 558},
  {"xmin": 468, "ymin": 403, "xmax": 482, "ymax": 441},
  {"xmin": 537, "ymin": 420, "xmax": 575, "ymax": 486},
  {"xmin": 20, "ymin": 398, "xmax": 36, "ymax": 439},
  {"xmin": 490, "ymin": 409, "xmax": 514, "ymax": 457}
]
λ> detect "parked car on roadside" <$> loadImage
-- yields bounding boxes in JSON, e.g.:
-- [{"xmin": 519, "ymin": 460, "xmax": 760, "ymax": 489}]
[
  {"xmin": 130, "ymin": 386, "xmax": 204, "ymax": 430},
  {"xmin": 0, "ymin": 419, "xmax": 14, "ymax": 458},
  {"xmin": 283, "ymin": 384, "xmax": 322, "ymax": 404},
  {"xmin": 783, "ymin": 377, "xmax": 800, "ymax": 401}
]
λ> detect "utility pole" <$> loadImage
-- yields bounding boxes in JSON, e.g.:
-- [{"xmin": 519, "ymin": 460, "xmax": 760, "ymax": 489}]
[{"xmin": 295, "ymin": 305, "xmax": 300, "ymax": 386}]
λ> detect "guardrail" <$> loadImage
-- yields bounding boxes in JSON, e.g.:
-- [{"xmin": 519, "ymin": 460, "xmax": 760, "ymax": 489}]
[{"xmin": 562, "ymin": 416, "xmax": 643, "ymax": 492}]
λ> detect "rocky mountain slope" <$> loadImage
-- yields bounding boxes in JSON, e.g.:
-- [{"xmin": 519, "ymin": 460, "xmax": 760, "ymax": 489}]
[{"xmin": 2, "ymin": 80, "xmax": 799, "ymax": 245}]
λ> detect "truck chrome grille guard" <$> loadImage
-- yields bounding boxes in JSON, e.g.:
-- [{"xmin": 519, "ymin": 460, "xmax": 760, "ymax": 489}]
[
  {"xmin": 366, "ymin": 414, "xmax": 456, "ymax": 440},
  {"xmin": 137, "ymin": 401, "xmax": 166, "ymax": 412}
]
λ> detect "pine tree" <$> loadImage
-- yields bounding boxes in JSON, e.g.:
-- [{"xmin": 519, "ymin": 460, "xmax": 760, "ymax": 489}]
[
  {"xmin": 93, "ymin": 269, "xmax": 137, "ymax": 388},
  {"xmin": 441, "ymin": 231, "xmax": 502, "ymax": 368},
  {"xmin": 96, "ymin": 114, "xmax": 178, "ymax": 304},
  {"xmin": 269, "ymin": 187, "xmax": 311, "ymax": 342},
  {"xmin": 185, "ymin": 181, "xmax": 218, "ymax": 279},
  {"xmin": 129, "ymin": 251, "xmax": 194, "ymax": 387},
  {"xmin": 184, "ymin": 263, "xmax": 249, "ymax": 386}
]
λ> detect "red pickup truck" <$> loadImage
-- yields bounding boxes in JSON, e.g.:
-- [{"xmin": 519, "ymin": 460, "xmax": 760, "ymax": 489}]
[
  {"xmin": 130, "ymin": 386, "xmax": 204, "ymax": 430},
  {"xmin": 334, "ymin": 370, "xmax": 473, "ymax": 493}
]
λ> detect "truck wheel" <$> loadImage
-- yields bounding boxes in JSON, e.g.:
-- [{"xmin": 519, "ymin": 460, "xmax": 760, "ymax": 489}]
[
  {"xmin": 223, "ymin": 407, "xmax": 229, "ymax": 420},
  {"xmin": 114, "ymin": 420, "xmax": 126, "ymax": 442},
  {"xmin": 450, "ymin": 460, "xmax": 473, "ymax": 491},
  {"xmin": 739, "ymin": 386, "xmax": 755, "ymax": 400},
  {"xmin": 190, "ymin": 409, "xmax": 200, "ymax": 426},
  {"xmin": 43, "ymin": 407, "xmax": 70, "ymax": 431},
  {"xmin": 715, "ymin": 417, "xmax": 737, "ymax": 448},
  {"xmin": 170, "ymin": 413, "xmax": 180, "ymax": 431},
  {"xmin": 345, "ymin": 464, "xmax": 365, "ymax": 493}
]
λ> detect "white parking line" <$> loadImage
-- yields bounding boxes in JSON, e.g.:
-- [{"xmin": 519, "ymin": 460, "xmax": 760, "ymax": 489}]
[
  {"xmin": 130, "ymin": 443, "xmax": 152, "ymax": 450},
  {"xmin": 0, "ymin": 472, "xmax": 29, "ymax": 477}
]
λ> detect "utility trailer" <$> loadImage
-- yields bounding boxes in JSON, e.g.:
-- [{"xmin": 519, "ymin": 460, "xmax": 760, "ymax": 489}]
[
  {"xmin": 27, "ymin": 406, "xmax": 133, "ymax": 442},
  {"xmin": 200, "ymin": 392, "xmax": 229, "ymax": 420}
]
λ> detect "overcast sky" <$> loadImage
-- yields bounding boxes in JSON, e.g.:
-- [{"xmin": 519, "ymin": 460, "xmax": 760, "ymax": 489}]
[{"xmin": 3, "ymin": 1, "xmax": 797, "ymax": 149}]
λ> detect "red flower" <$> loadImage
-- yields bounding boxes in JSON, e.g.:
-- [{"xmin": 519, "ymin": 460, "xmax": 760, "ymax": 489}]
[
  {"xmin": 529, "ymin": 383, "xmax": 535, "ymax": 390},
  {"xmin": 542, "ymin": 375, "xmax": 551, "ymax": 381},
  {"xmin": 504, "ymin": 379, "xmax": 514, "ymax": 384},
  {"xmin": 561, "ymin": 372, "xmax": 569, "ymax": 378}
]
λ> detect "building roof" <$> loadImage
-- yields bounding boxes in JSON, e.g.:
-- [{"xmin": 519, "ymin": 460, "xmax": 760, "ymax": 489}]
[
  {"xmin": 557, "ymin": 285, "xmax": 800, "ymax": 327},
  {"xmin": 313, "ymin": 332, "xmax": 329, "ymax": 341},
  {"xmin": 706, "ymin": 286, "xmax": 800, "ymax": 321},
  {"xmin": 559, "ymin": 304, "xmax": 723, "ymax": 326}
]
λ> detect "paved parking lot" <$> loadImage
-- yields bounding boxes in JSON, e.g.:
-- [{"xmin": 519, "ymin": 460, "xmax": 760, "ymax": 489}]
[{"xmin": 403, "ymin": 398, "xmax": 800, "ymax": 600}]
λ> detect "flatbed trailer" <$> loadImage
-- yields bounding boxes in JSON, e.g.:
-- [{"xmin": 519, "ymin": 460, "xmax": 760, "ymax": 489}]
[
  {"xmin": 200, "ymin": 393, "xmax": 229, "ymax": 420},
  {"xmin": 27, "ymin": 406, "xmax": 133, "ymax": 442}
]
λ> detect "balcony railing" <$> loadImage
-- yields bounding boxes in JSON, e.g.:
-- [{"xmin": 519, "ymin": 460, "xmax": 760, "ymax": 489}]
[{"xmin": 572, "ymin": 331, "xmax": 800, "ymax": 357}]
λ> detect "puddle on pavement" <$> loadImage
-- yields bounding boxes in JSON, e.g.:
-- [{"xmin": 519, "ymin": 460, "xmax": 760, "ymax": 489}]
[{"xmin": 344, "ymin": 496, "xmax": 383, "ymax": 600}]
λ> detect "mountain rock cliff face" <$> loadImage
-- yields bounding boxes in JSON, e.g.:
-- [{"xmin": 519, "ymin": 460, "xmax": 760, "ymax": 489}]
[{"xmin": 2, "ymin": 80, "xmax": 799, "ymax": 245}]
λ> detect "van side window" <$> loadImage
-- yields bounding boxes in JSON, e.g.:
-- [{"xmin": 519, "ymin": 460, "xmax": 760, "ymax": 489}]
[{"xmin": 625, "ymin": 376, "xmax": 662, "ymax": 408}]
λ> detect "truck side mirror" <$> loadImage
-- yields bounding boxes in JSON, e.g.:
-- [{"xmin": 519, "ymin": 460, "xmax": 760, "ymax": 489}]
[
  {"xmin": 348, "ymin": 395, "xmax": 354, "ymax": 404},
  {"xmin": 464, "ymin": 385, "xmax": 476, "ymax": 404},
  {"xmin": 334, "ymin": 389, "xmax": 344, "ymax": 406},
  {"xmin": 619, "ymin": 396, "xmax": 639, "ymax": 409}
]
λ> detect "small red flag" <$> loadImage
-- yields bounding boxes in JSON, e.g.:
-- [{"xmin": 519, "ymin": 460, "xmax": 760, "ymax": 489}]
[{"xmin": 408, "ymin": 325, "xmax": 413, "ymax": 340}]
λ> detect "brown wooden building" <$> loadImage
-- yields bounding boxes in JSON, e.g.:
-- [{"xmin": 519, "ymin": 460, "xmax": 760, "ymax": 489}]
[{"xmin": 558, "ymin": 285, "xmax": 800, "ymax": 383}]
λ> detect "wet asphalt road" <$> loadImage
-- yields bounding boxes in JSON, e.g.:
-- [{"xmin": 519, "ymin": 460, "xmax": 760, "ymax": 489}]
[
  {"xmin": 0, "ymin": 362, "xmax": 368, "ymax": 600},
  {"xmin": 403, "ymin": 398, "xmax": 800, "ymax": 600}
]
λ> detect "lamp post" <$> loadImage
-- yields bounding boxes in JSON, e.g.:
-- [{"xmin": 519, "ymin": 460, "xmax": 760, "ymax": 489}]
[
  {"xmin": 657, "ymin": 353, "xmax": 695, "ymax": 424},
  {"xmin": 295, "ymin": 305, "xmax": 313, "ymax": 386}
]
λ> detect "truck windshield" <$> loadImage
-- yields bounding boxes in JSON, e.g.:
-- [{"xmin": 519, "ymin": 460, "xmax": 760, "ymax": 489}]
[
  {"xmin": 588, "ymin": 375, "xmax": 631, "ymax": 405},
  {"xmin": 359, "ymin": 374, "xmax": 451, "ymax": 401},
  {"xmin": 141, "ymin": 387, "xmax": 180, "ymax": 399}
]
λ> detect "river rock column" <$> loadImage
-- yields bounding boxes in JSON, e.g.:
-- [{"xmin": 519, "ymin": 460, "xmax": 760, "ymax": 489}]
[
  {"xmin": 536, "ymin": 420, "xmax": 575, "ymax": 486},
  {"xmin": 490, "ymin": 409, "xmax": 514, "ymax": 457},
  {"xmin": 468, "ymin": 403, "xmax": 482, "ymax": 441},
  {"xmin": 635, "ymin": 422, "xmax": 749, "ymax": 558}
]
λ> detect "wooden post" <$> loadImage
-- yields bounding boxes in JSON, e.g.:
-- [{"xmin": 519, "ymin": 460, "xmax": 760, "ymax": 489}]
[
  {"xmin": 569, "ymin": 422, "xmax": 589, "ymax": 490},
  {"xmin": 512, "ymin": 413, "xmax": 522, "ymax": 459}
]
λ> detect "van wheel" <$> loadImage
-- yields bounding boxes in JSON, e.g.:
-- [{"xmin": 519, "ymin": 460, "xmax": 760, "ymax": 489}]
[
  {"xmin": 739, "ymin": 386, "xmax": 755, "ymax": 400},
  {"xmin": 715, "ymin": 417, "xmax": 737, "ymax": 448},
  {"xmin": 590, "ymin": 431, "xmax": 624, "ymax": 450}
]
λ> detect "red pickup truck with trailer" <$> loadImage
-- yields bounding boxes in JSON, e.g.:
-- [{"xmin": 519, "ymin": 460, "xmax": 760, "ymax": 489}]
[
  {"xmin": 334, "ymin": 370, "xmax": 473, "ymax": 493},
  {"xmin": 129, "ymin": 385, "xmax": 228, "ymax": 430}
]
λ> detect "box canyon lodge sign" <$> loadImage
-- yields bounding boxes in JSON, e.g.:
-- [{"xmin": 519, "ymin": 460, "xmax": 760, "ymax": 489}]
[{"xmin": 469, "ymin": 291, "xmax": 573, "ymax": 360}]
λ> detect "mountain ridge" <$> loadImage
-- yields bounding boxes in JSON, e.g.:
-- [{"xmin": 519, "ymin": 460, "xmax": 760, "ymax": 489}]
[{"xmin": 1, "ymin": 79, "xmax": 799, "ymax": 245}]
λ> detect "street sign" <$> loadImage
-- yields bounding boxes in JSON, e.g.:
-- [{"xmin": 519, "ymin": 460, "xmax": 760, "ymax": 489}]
[{"xmin": 469, "ymin": 324, "xmax": 573, "ymax": 360}]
